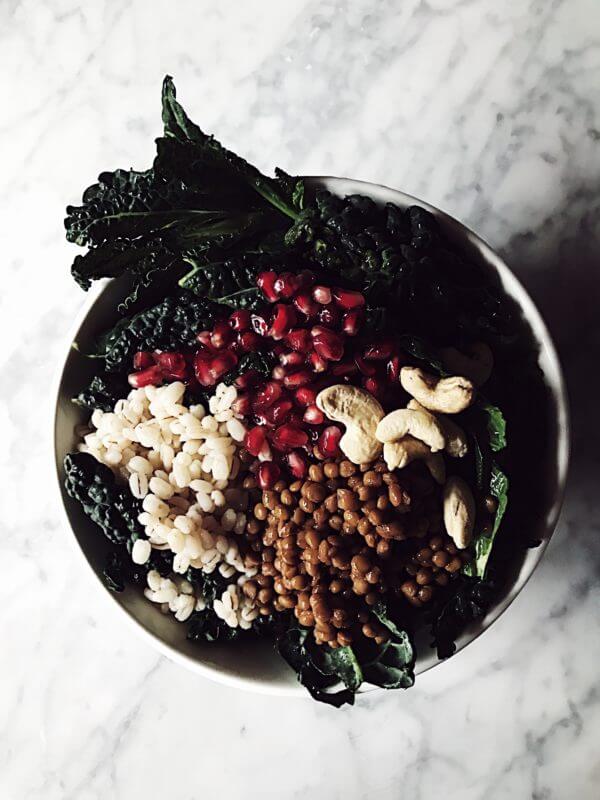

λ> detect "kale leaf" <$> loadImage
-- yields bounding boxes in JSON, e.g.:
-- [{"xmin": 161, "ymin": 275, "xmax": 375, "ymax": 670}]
[
  {"xmin": 161, "ymin": 76, "xmax": 299, "ymax": 221},
  {"xmin": 88, "ymin": 292, "xmax": 217, "ymax": 372},
  {"xmin": 72, "ymin": 374, "xmax": 129, "ymax": 412},
  {"xmin": 179, "ymin": 256, "xmax": 262, "ymax": 310},
  {"xmin": 64, "ymin": 452, "xmax": 145, "ymax": 546},
  {"xmin": 276, "ymin": 626, "xmax": 356, "ymax": 707},
  {"xmin": 464, "ymin": 463, "xmax": 509, "ymax": 578},
  {"xmin": 430, "ymin": 577, "xmax": 498, "ymax": 658}
]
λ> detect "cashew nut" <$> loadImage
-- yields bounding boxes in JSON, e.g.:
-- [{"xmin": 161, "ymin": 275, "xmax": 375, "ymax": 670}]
[
  {"xmin": 316, "ymin": 385, "xmax": 384, "ymax": 465},
  {"xmin": 443, "ymin": 476, "xmax": 475, "ymax": 549},
  {"xmin": 376, "ymin": 408, "xmax": 445, "ymax": 452},
  {"xmin": 440, "ymin": 342, "xmax": 493, "ymax": 387},
  {"xmin": 382, "ymin": 438, "xmax": 446, "ymax": 484},
  {"xmin": 400, "ymin": 367, "xmax": 475, "ymax": 414},
  {"xmin": 406, "ymin": 399, "xmax": 468, "ymax": 458}
]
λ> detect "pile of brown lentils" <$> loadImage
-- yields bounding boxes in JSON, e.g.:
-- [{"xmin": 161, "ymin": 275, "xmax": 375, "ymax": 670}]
[{"xmin": 236, "ymin": 453, "xmax": 471, "ymax": 649}]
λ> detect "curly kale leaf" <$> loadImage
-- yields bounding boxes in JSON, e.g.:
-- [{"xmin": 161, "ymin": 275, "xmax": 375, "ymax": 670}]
[
  {"xmin": 102, "ymin": 548, "xmax": 172, "ymax": 593},
  {"xmin": 161, "ymin": 76, "xmax": 299, "ymax": 221},
  {"xmin": 65, "ymin": 169, "xmax": 199, "ymax": 247},
  {"xmin": 88, "ymin": 292, "xmax": 217, "ymax": 372},
  {"xmin": 72, "ymin": 374, "xmax": 129, "ymax": 412},
  {"xmin": 276, "ymin": 610, "xmax": 415, "ymax": 706},
  {"xmin": 186, "ymin": 609, "xmax": 240, "ymax": 643},
  {"xmin": 361, "ymin": 639, "xmax": 415, "ymax": 690},
  {"xmin": 289, "ymin": 189, "xmax": 513, "ymax": 344},
  {"xmin": 179, "ymin": 257, "xmax": 262, "ymax": 310},
  {"xmin": 464, "ymin": 463, "xmax": 509, "ymax": 579},
  {"xmin": 430, "ymin": 577, "xmax": 498, "ymax": 658},
  {"xmin": 64, "ymin": 452, "xmax": 145, "ymax": 546},
  {"xmin": 225, "ymin": 351, "xmax": 276, "ymax": 384},
  {"xmin": 276, "ymin": 626, "xmax": 356, "ymax": 707}
]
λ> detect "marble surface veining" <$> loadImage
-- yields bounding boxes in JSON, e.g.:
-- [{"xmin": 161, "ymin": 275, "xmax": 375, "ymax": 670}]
[{"xmin": 1, "ymin": 1, "xmax": 599, "ymax": 798}]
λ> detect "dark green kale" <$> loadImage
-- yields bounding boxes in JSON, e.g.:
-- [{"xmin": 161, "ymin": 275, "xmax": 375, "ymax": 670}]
[
  {"xmin": 288, "ymin": 190, "xmax": 513, "ymax": 345},
  {"xmin": 64, "ymin": 452, "xmax": 145, "ymax": 546},
  {"xmin": 90, "ymin": 291, "xmax": 217, "ymax": 372},
  {"xmin": 463, "ymin": 463, "xmax": 509, "ymax": 579},
  {"xmin": 102, "ymin": 548, "xmax": 172, "ymax": 592},
  {"xmin": 160, "ymin": 76, "xmax": 299, "ymax": 221},
  {"xmin": 66, "ymin": 77, "xmax": 302, "ymax": 309},
  {"xmin": 276, "ymin": 625, "xmax": 357, "ymax": 707},
  {"xmin": 73, "ymin": 374, "xmax": 129, "ymax": 412},
  {"xmin": 179, "ymin": 256, "xmax": 262, "ymax": 310},
  {"xmin": 430, "ymin": 577, "xmax": 498, "ymax": 659},
  {"xmin": 186, "ymin": 609, "xmax": 240, "ymax": 643},
  {"xmin": 276, "ymin": 610, "xmax": 415, "ymax": 707},
  {"xmin": 225, "ymin": 350, "xmax": 277, "ymax": 383}
]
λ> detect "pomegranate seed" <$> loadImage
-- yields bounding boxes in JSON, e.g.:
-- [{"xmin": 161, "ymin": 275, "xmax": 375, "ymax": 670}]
[
  {"xmin": 363, "ymin": 376, "xmax": 387, "ymax": 399},
  {"xmin": 211, "ymin": 320, "xmax": 234, "ymax": 349},
  {"xmin": 196, "ymin": 331, "xmax": 214, "ymax": 349},
  {"xmin": 333, "ymin": 288, "xmax": 365, "ymax": 310},
  {"xmin": 319, "ymin": 425, "xmax": 342, "ymax": 458},
  {"xmin": 312, "ymin": 285, "xmax": 332, "ymax": 305},
  {"xmin": 303, "ymin": 404, "xmax": 324, "ymax": 425},
  {"xmin": 235, "ymin": 370, "xmax": 261, "ymax": 389},
  {"xmin": 238, "ymin": 331, "xmax": 262, "ymax": 352},
  {"xmin": 272, "ymin": 424, "xmax": 309, "ymax": 452},
  {"xmin": 287, "ymin": 450, "xmax": 308, "ymax": 478},
  {"xmin": 294, "ymin": 386, "xmax": 317, "ymax": 406},
  {"xmin": 354, "ymin": 355, "xmax": 376, "ymax": 376},
  {"xmin": 244, "ymin": 426, "xmax": 267, "ymax": 456},
  {"xmin": 193, "ymin": 351, "xmax": 237, "ymax": 386},
  {"xmin": 229, "ymin": 309, "xmax": 252, "ymax": 331},
  {"xmin": 274, "ymin": 272, "xmax": 301, "ymax": 299},
  {"xmin": 155, "ymin": 352, "xmax": 187, "ymax": 379},
  {"xmin": 311, "ymin": 325, "xmax": 344, "ymax": 362},
  {"xmin": 257, "ymin": 271, "xmax": 278, "ymax": 302},
  {"xmin": 332, "ymin": 360, "xmax": 359, "ymax": 377},
  {"xmin": 258, "ymin": 441, "xmax": 273, "ymax": 462},
  {"xmin": 294, "ymin": 292, "xmax": 319, "ymax": 317},
  {"xmin": 342, "ymin": 310, "xmax": 363, "ymax": 337},
  {"xmin": 253, "ymin": 380, "xmax": 283, "ymax": 410},
  {"xmin": 251, "ymin": 314, "xmax": 268, "ymax": 336},
  {"xmin": 286, "ymin": 328, "xmax": 312, "ymax": 352},
  {"xmin": 364, "ymin": 341, "xmax": 394, "ymax": 360},
  {"xmin": 257, "ymin": 461, "xmax": 281, "ymax": 489},
  {"xmin": 283, "ymin": 369, "xmax": 313, "ymax": 389},
  {"xmin": 232, "ymin": 395, "xmax": 251, "ymax": 416},
  {"xmin": 128, "ymin": 365, "xmax": 163, "ymax": 388},
  {"xmin": 309, "ymin": 352, "xmax": 328, "ymax": 372},
  {"xmin": 387, "ymin": 356, "xmax": 401, "ymax": 382},
  {"xmin": 269, "ymin": 304, "xmax": 298, "ymax": 340},
  {"xmin": 271, "ymin": 366, "xmax": 286, "ymax": 381},
  {"xmin": 318, "ymin": 306, "xmax": 341, "ymax": 327},
  {"xmin": 280, "ymin": 350, "xmax": 305, "ymax": 367},
  {"xmin": 133, "ymin": 351, "xmax": 155, "ymax": 370},
  {"xmin": 265, "ymin": 399, "xmax": 293, "ymax": 425}
]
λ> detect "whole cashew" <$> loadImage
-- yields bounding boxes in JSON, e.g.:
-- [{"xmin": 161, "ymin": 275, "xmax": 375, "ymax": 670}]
[
  {"xmin": 400, "ymin": 367, "xmax": 475, "ymax": 414},
  {"xmin": 383, "ymin": 438, "xmax": 446, "ymax": 484},
  {"xmin": 376, "ymin": 408, "xmax": 445, "ymax": 452},
  {"xmin": 440, "ymin": 342, "xmax": 493, "ymax": 387},
  {"xmin": 316, "ymin": 385, "xmax": 384, "ymax": 465},
  {"xmin": 406, "ymin": 399, "xmax": 468, "ymax": 458},
  {"xmin": 443, "ymin": 476, "xmax": 476, "ymax": 549}
]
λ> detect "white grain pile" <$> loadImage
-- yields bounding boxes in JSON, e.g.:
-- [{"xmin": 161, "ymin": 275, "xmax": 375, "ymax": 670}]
[{"xmin": 79, "ymin": 380, "xmax": 260, "ymax": 628}]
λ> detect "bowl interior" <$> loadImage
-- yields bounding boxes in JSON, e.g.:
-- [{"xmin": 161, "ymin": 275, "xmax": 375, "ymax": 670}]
[{"xmin": 54, "ymin": 177, "xmax": 569, "ymax": 695}]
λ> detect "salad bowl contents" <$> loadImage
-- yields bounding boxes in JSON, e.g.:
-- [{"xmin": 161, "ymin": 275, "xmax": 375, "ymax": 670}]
[{"xmin": 56, "ymin": 77, "xmax": 567, "ymax": 705}]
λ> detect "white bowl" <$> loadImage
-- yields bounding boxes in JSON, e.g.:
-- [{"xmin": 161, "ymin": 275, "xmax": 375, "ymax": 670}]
[{"xmin": 53, "ymin": 176, "xmax": 570, "ymax": 697}]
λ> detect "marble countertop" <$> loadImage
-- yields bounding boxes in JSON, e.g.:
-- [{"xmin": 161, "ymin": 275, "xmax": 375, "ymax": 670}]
[{"xmin": 2, "ymin": 1, "xmax": 599, "ymax": 798}]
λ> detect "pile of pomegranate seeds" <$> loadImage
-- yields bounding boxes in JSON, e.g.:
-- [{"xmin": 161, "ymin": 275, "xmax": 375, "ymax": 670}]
[{"xmin": 128, "ymin": 269, "xmax": 407, "ymax": 488}]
